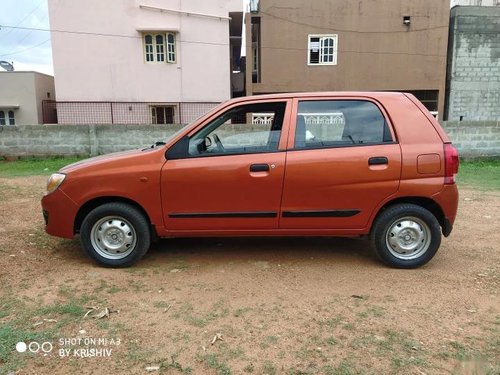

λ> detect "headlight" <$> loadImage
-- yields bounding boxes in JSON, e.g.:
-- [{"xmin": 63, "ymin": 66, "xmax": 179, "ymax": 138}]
[{"xmin": 46, "ymin": 173, "xmax": 66, "ymax": 194}]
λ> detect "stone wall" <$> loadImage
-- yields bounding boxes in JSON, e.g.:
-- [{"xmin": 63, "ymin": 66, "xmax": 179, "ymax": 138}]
[
  {"xmin": 0, "ymin": 124, "xmax": 183, "ymax": 158},
  {"xmin": 441, "ymin": 120, "xmax": 500, "ymax": 157},
  {"xmin": 446, "ymin": 6, "xmax": 500, "ymax": 121},
  {"xmin": 0, "ymin": 121, "xmax": 498, "ymax": 159}
]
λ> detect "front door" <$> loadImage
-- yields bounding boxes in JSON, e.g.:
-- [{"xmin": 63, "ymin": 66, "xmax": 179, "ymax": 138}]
[
  {"xmin": 161, "ymin": 100, "xmax": 291, "ymax": 231},
  {"xmin": 280, "ymin": 98, "xmax": 401, "ymax": 230}
]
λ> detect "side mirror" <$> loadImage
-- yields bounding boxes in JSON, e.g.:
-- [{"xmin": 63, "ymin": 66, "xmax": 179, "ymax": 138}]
[
  {"xmin": 196, "ymin": 137, "xmax": 212, "ymax": 153},
  {"xmin": 204, "ymin": 136, "xmax": 212, "ymax": 148}
]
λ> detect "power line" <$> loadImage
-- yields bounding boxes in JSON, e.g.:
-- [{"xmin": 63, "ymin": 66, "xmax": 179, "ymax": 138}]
[
  {"xmin": 9, "ymin": 13, "xmax": 50, "ymax": 55},
  {"xmin": 0, "ymin": 22, "xmax": 463, "ymax": 59},
  {"xmin": 0, "ymin": 0, "xmax": 45, "ymax": 41},
  {"xmin": 0, "ymin": 24, "xmax": 230, "ymax": 46},
  {"xmin": 0, "ymin": 25, "xmax": 139, "ymax": 39},
  {"xmin": 0, "ymin": 38, "xmax": 50, "ymax": 57},
  {"xmin": 259, "ymin": 10, "xmax": 450, "ymax": 34},
  {"xmin": 259, "ymin": 45, "xmax": 446, "ymax": 58}
]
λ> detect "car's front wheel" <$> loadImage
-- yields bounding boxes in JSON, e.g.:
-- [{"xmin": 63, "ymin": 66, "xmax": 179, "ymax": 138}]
[
  {"xmin": 372, "ymin": 204, "xmax": 441, "ymax": 268},
  {"xmin": 80, "ymin": 202, "xmax": 151, "ymax": 267}
]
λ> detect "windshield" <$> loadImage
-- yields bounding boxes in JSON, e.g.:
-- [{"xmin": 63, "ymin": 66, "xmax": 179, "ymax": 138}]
[
  {"xmin": 164, "ymin": 125, "xmax": 189, "ymax": 143},
  {"xmin": 162, "ymin": 101, "xmax": 228, "ymax": 144}
]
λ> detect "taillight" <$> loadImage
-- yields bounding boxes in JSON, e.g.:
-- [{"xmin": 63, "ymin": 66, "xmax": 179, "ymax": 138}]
[{"xmin": 444, "ymin": 143, "xmax": 459, "ymax": 185}]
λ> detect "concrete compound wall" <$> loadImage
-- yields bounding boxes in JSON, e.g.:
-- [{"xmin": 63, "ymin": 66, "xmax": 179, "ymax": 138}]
[
  {"xmin": 446, "ymin": 6, "xmax": 500, "ymax": 121},
  {"xmin": 442, "ymin": 121, "xmax": 500, "ymax": 157},
  {"xmin": 0, "ymin": 121, "xmax": 499, "ymax": 159},
  {"xmin": 0, "ymin": 124, "xmax": 183, "ymax": 157}
]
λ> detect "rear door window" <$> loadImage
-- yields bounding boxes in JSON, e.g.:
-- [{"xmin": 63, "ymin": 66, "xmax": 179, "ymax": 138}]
[{"xmin": 294, "ymin": 100, "xmax": 393, "ymax": 149}]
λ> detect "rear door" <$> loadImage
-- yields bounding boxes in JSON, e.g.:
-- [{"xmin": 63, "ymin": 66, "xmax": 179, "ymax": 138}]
[
  {"xmin": 280, "ymin": 98, "xmax": 401, "ymax": 230},
  {"xmin": 161, "ymin": 99, "xmax": 292, "ymax": 231}
]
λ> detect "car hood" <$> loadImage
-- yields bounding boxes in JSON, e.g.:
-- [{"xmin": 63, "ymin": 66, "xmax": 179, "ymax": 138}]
[{"xmin": 59, "ymin": 148, "xmax": 160, "ymax": 174}]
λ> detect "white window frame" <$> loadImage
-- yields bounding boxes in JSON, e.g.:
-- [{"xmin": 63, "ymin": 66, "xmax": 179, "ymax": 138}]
[
  {"xmin": 143, "ymin": 32, "xmax": 176, "ymax": 64},
  {"xmin": 155, "ymin": 34, "xmax": 165, "ymax": 62},
  {"xmin": 166, "ymin": 32, "xmax": 176, "ymax": 63},
  {"xmin": 0, "ymin": 109, "xmax": 15, "ymax": 125},
  {"xmin": 144, "ymin": 34, "xmax": 154, "ymax": 62},
  {"xmin": 307, "ymin": 34, "xmax": 338, "ymax": 66}
]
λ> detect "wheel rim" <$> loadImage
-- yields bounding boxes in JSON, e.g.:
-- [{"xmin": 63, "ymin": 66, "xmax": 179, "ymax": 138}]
[
  {"xmin": 385, "ymin": 216, "xmax": 431, "ymax": 260},
  {"xmin": 90, "ymin": 216, "xmax": 137, "ymax": 260}
]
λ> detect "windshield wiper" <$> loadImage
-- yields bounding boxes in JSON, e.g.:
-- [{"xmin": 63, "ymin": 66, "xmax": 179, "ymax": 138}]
[{"xmin": 142, "ymin": 141, "xmax": 166, "ymax": 151}]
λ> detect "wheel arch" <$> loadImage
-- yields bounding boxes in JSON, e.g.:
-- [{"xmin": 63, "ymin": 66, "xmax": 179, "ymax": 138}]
[
  {"xmin": 371, "ymin": 197, "xmax": 445, "ymax": 233},
  {"xmin": 74, "ymin": 196, "xmax": 154, "ymax": 236}
]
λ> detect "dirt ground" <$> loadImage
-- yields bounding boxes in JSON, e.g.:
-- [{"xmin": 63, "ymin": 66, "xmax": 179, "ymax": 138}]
[{"xmin": 0, "ymin": 176, "xmax": 498, "ymax": 375}]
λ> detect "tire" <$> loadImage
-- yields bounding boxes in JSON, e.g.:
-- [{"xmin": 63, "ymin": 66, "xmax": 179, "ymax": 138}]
[
  {"xmin": 80, "ymin": 202, "xmax": 151, "ymax": 267},
  {"xmin": 371, "ymin": 204, "xmax": 441, "ymax": 269}
]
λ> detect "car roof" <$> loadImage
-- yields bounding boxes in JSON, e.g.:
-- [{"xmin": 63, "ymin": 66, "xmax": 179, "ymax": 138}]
[{"xmin": 229, "ymin": 91, "xmax": 405, "ymax": 104}]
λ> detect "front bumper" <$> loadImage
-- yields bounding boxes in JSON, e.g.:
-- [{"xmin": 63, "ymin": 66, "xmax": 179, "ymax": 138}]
[{"xmin": 41, "ymin": 188, "xmax": 79, "ymax": 239}]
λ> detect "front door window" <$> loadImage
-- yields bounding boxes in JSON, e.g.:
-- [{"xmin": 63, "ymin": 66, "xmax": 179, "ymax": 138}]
[{"xmin": 188, "ymin": 102, "xmax": 286, "ymax": 157}]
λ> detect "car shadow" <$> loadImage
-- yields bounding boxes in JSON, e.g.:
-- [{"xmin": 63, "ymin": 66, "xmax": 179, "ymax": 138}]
[{"xmin": 145, "ymin": 236, "xmax": 377, "ymax": 267}]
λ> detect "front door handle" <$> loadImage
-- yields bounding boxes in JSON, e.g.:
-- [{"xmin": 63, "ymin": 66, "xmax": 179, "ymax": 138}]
[
  {"xmin": 368, "ymin": 157, "xmax": 388, "ymax": 166},
  {"xmin": 250, "ymin": 164, "xmax": 270, "ymax": 172}
]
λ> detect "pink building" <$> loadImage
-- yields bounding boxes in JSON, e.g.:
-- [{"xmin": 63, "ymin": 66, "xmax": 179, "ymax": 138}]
[{"xmin": 48, "ymin": 0, "xmax": 243, "ymax": 124}]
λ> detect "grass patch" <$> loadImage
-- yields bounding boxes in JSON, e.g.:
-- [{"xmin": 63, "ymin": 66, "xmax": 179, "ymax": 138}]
[
  {"xmin": 357, "ymin": 306, "xmax": 385, "ymax": 319},
  {"xmin": 34, "ymin": 300, "xmax": 87, "ymax": 318},
  {"xmin": 243, "ymin": 363, "xmax": 255, "ymax": 373},
  {"xmin": 0, "ymin": 295, "xmax": 91, "ymax": 374},
  {"xmin": 324, "ymin": 360, "xmax": 363, "ymax": 375},
  {"xmin": 233, "ymin": 307, "xmax": 252, "ymax": 317},
  {"xmin": 159, "ymin": 356, "xmax": 193, "ymax": 374},
  {"xmin": 317, "ymin": 315, "xmax": 344, "ymax": 329},
  {"xmin": 261, "ymin": 360, "xmax": 277, "ymax": 375},
  {"xmin": 259, "ymin": 335, "xmax": 279, "ymax": 349},
  {"xmin": 198, "ymin": 353, "xmax": 232, "ymax": 375},
  {"xmin": 0, "ymin": 156, "xmax": 87, "ymax": 177},
  {"xmin": 153, "ymin": 301, "xmax": 171, "ymax": 309},
  {"xmin": 458, "ymin": 159, "xmax": 500, "ymax": 191},
  {"xmin": 92, "ymin": 279, "xmax": 123, "ymax": 295},
  {"xmin": 127, "ymin": 279, "xmax": 147, "ymax": 292},
  {"xmin": 172, "ymin": 300, "xmax": 229, "ymax": 328},
  {"xmin": 121, "ymin": 340, "xmax": 156, "ymax": 366},
  {"xmin": 0, "ymin": 324, "xmax": 52, "ymax": 374}
]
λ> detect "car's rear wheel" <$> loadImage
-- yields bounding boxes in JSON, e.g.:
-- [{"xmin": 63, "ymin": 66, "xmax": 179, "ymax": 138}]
[
  {"xmin": 372, "ymin": 204, "xmax": 441, "ymax": 268},
  {"xmin": 80, "ymin": 202, "xmax": 151, "ymax": 267}
]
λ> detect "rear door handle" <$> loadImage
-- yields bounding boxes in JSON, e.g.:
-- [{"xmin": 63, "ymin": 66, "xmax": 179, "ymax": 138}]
[
  {"xmin": 250, "ymin": 164, "xmax": 270, "ymax": 172},
  {"xmin": 368, "ymin": 157, "xmax": 388, "ymax": 166}
]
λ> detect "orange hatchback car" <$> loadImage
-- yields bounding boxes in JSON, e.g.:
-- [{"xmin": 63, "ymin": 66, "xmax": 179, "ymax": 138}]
[{"xmin": 42, "ymin": 92, "xmax": 459, "ymax": 268}]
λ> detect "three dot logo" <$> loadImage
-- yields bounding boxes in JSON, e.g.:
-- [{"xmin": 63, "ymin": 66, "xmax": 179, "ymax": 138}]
[{"xmin": 16, "ymin": 341, "xmax": 53, "ymax": 354}]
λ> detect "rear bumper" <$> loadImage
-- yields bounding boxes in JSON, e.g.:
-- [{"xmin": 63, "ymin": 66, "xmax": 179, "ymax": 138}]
[
  {"xmin": 41, "ymin": 188, "xmax": 79, "ymax": 239},
  {"xmin": 431, "ymin": 184, "xmax": 458, "ymax": 237},
  {"xmin": 442, "ymin": 218, "xmax": 453, "ymax": 237}
]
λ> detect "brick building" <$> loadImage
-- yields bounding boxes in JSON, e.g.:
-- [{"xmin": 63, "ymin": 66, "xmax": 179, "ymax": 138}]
[{"xmin": 245, "ymin": 0, "xmax": 450, "ymax": 119}]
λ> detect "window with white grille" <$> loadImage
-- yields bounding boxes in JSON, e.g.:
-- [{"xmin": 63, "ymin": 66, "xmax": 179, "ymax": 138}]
[
  {"xmin": 143, "ymin": 32, "xmax": 176, "ymax": 63},
  {"xmin": 251, "ymin": 113, "xmax": 274, "ymax": 125},
  {"xmin": 308, "ymin": 35, "xmax": 338, "ymax": 66}
]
